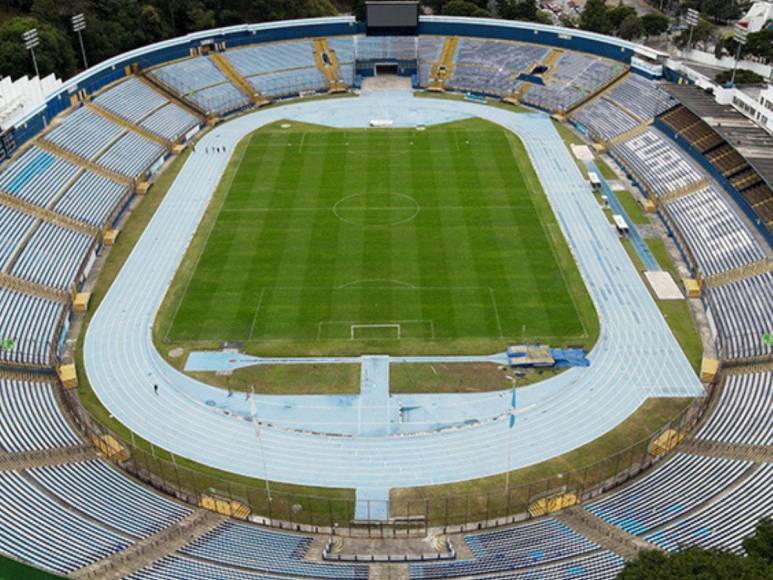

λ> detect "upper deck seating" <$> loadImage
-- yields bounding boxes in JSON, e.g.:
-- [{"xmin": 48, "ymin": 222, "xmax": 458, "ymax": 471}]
[
  {"xmin": 0, "ymin": 287, "xmax": 65, "ymax": 367},
  {"xmin": 410, "ymin": 518, "xmax": 598, "ymax": 578},
  {"xmin": 585, "ymin": 453, "xmax": 751, "ymax": 536},
  {"xmin": 0, "ymin": 376, "xmax": 80, "ymax": 452},
  {"xmin": 9, "ymin": 221, "xmax": 94, "ymax": 291},
  {"xmin": 705, "ymin": 271, "xmax": 773, "ymax": 361},
  {"xmin": 694, "ymin": 371, "xmax": 772, "ymax": 446},
  {"xmin": 663, "ymin": 186, "xmax": 766, "ymax": 278},
  {"xmin": 0, "ymin": 146, "xmax": 80, "ymax": 208}
]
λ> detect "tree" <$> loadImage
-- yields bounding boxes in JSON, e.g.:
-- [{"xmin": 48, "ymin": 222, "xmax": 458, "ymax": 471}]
[
  {"xmin": 742, "ymin": 29, "xmax": 773, "ymax": 61},
  {"xmin": 675, "ymin": 18, "xmax": 716, "ymax": 50},
  {"xmin": 618, "ymin": 14, "xmax": 642, "ymax": 40},
  {"xmin": 498, "ymin": 0, "xmax": 539, "ymax": 22},
  {"xmin": 640, "ymin": 13, "xmax": 669, "ymax": 38},
  {"xmin": 579, "ymin": 0, "xmax": 610, "ymax": 34},
  {"xmin": 0, "ymin": 16, "xmax": 76, "ymax": 79},
  {"xmin": 608, "ymin": 3, "xmax": 636, "ymax": 31},
  {"xmin": 620, "ymin": 519, "xmax": 773, "ymax": 579},
  {"xmin": 442, "ymin": 0, "xmax": 490, "ymax": 16}
]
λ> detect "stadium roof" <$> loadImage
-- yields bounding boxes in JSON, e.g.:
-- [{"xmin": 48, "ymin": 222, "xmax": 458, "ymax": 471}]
[{"xmin": 664, "ymin": 84, "xmax": 773, "ymax": 189}]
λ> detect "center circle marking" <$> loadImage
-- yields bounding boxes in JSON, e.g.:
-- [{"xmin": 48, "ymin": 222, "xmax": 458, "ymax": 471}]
[{"xmin": 333, "ymin": 193, "xmax": 420, "ymax": 227}]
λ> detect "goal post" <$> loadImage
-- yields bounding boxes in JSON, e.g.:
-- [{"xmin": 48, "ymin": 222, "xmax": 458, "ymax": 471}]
[{"xmin": 350, "ymin": 324, "xmax": 401, "ymax": 340}]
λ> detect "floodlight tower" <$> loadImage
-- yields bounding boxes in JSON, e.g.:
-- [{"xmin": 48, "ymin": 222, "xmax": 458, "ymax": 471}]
[
  {"xmin": 71, "ymin": 13, "xmax": 88, "ymax": 70},
  {"xmin": 22, "ymin": 28, "xmax": 40, "ymax": 78},
  {"xmin": 685, "ymin": 9, "xmax": 699, "ymax": 52},
  {"xmin": 730, "ymin": 24, "xmax": 748, "ymax": 86}
]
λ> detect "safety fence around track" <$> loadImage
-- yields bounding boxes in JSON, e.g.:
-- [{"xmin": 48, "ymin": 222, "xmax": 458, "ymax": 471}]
[{"xmin": 60, "ymin": 387, "xmax": 711, "ymax": 536}]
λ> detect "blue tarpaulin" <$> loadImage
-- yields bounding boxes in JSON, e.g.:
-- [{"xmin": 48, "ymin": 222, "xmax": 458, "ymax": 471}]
[{"xmin": 550, "ymin": 348, "xmax": 590, "ymax": 368}]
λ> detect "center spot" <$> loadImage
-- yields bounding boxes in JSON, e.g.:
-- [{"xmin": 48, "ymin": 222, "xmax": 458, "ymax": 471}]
[{"xmin": 333, "ymin": 193, "xmax": 420, "ymax": 227}]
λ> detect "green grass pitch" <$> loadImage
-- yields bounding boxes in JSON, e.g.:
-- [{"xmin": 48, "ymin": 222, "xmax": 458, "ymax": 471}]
[{"xmin": 164, "ymin": 118, "xmax": 593, "ymax": 355}]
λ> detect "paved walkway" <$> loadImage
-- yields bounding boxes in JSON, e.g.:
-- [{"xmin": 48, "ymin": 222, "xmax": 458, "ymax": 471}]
[{"xmin": 84, "ymin": 93, "xmax": 702, "ymax": 494}]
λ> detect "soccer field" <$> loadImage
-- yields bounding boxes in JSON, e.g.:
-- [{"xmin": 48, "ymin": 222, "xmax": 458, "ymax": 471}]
[{"xmin": 163, "ymin": 118, "xmax": 594, "ymax": 355}]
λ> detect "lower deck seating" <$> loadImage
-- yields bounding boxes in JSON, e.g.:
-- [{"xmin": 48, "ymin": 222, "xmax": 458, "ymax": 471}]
[
  {"xmin": 0, "ymin": 287, "xmax": 66, "ymax": 367},
  {"xmin": 646, "ymin": 463, "xmax": 773, "ymax": 554},
  {"xmin": 180, "ymin": 520, "xmax": 368, "ymax": 578},
  {"xmin": 248, "ymin": 68, "xmax": 327, "ymax": 98},
  {"xmin": 187, "ymin": 82, "xmax": 250, "ymax": 115},
  {"xmin": 140, "ymin": 103, "xmax": 200, "ymax": 142},
  {"xmin": 410, "ymin": 518, "xmax": 598, "ymax": 578},
  {"xmin": 0, "ymin": 377, "xmax": 80, "ymax": 452},
  {"xmin": 128, "ymin": 555, "xmax": 285, "ymax": 580},
  {"xmin": 475, "ymin": 550, "xmax": 625, "ymax": 580},
  {"xmin": 585, "ymin": 453, "xmax": 751, "ymax": 536},
  {"xmin": 43, "ymin": 107, "xmax": 124, "ymax": 161},
  {"xmin": 29, "ymin": 460, "xmax": 192, "ymax": 539},
  {"xmin": 695, "ymin": 371, "xmax": 772, "ymax": 446},
  {"xmin": 9, "ymin": 221, "xmax": 95, "ymax": 291},
  {"xmin": 95, "ymin": 131, "xmax": 165, "ymax": 179},
  {"xmin": 0, "ymin": 470, "xmax": 131, "ymax": 574},
  {"xmin": 605, "ymin": 74, "xmax": 676, "ymax": 121},
  {"xmin": 448, "ymin": 66, "xmax": 520, "ymax": 97},
  {"xmin": 706, "ymin": 271, "xmax": 773, "ymax": 361}
]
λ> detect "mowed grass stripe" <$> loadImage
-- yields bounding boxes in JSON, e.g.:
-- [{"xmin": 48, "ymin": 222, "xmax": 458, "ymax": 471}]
[{"xmin": 166, "ymin": 120, "xmax": 593, "ymax": 353}]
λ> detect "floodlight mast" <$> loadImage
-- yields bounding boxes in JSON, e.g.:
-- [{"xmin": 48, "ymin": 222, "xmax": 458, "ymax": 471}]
[
  {"xmin": 730, "ymin": 24, "xmax": 748, "ymax": 86},
  {"xmin": 72, "ymin": 13, "xmax": 89, "ymax": 70},
  {"xmin": 22, "ymin": 28, "xmax": 40, "ymax": 78}
]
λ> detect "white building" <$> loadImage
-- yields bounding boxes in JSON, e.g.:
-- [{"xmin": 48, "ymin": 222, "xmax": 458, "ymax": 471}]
[
  {"xmin": 738, "ymin": 1, "xmax": 773, "ymax": 33},
  {"xmin": 0, "ymin": 74, "xmax": 62, "ymax": 130}
]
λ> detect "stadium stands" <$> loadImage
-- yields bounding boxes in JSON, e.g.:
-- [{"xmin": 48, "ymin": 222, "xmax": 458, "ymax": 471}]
[
  {"xmin": 0, "ymin": 203, "xmax": 36, "ymax": 269},
  {"xmin": 0, "ymin": 470, "xmax": 131, "ymax": 574},
  {"xmin": 705, "ymin": 271, "xmax": 773, "ymax": 361},
  {"xmin": 180, "ymin": 520, "xmax": 369, "ymax": 579},
  {"xmin": 695, "ymin": 371, "xmax": 772, "ymax": 446},
  {"xmin": 663, "ymin": 186, "xmax": 766, "ymax": 278},
  {"xmin": 9, "ymin": 221, "xmax": 95, "ymax": 291},
  {"xmin": 0, "ymin": 146, "xmax": 80, "ymax": 208},
  {"xmin": 0, "ymin": 377, "xmax": 81, "ymax": 452},
  {"xmin": 0, "ymin": 27, "xmax": 772, "ymax": 579},
  {"xmin": 610, "ymin": 128, "xmax": 705, "ymax": 197},
  {"xmin": 0, "ymin": 287, "xmax": 66, "ymax": 367},
  {"xmin": 28, "ymin": 460, "xmax": 192, "ymax": 539},
  {"xmin": 410, "ymin": 518, "xmax": 599, "ymax": 578},
  {"xmin": 646, "ymin": 463, "xmax": 773, "ymax": 554},
  {"xmin": 585, "ymin": 453, "xmax": 752, "ymax": 535}
]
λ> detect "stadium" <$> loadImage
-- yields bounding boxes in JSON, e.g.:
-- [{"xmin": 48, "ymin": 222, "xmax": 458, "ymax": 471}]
[{"xmin": 0, "ymin": 3, "xmax": 771, "ymax": 579}]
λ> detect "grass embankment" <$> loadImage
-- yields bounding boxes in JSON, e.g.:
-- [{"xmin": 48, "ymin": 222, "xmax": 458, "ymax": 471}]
[
  {"xmin": 75, "ymin": 146, "xmax": 355, "ymax": 525},
  {"xmin": 391, "ymin": 396, "xmax": 693, "ymax": 523}
]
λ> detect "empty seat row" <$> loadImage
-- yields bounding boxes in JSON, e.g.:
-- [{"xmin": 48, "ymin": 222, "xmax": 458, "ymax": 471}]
[
  {"xmin": 453, "ymin": 38, "xmax": 548, "ymax": 72},
  {"xmin": 94, "ymin": 76, "xmax": 168, "ymax": 123},
  {"xmin": 248, "ymin": 67, "xmax": 327, "ymax": 98},
  {"xmin": 128, "ymin": 554, "xmax": 286, "ymax": 580},
  {"xmin": 140, "ymin": 103, "xmax": 200, "ymax": 142},
  {"xmin": 410, "ymin": 518, "xmax": 598, "ymax": 578},
  {"xmin": 355, "ymin": 35, "xmax": 417, "ymax": 61},
  {"xmin": 0, "ymin": 286, "xmax": 66, "ymax": 367},
  {"xmin": 605, "ymin": 74, "xmax": 676, "ymax": 121},
  {"xmin": 0, "ymin": 470, "xmax": 131, "ymax": 574},
  {"xmin": 0, "ymin": 146, "xmax": 80, "ymax": 208},
  {"xmin": 585, "ymin": 453, "xmax": 751, "ymax": 536},
  {"xmin": 225, "ymin": 40, "xmax": 316, "ymax": 77},
  {"xmin": 0, "ymin": 203, "xmax": 36, "ymax": 270},
  {"xmin": 571, "ymin": 98, "xmax": 640, "ymax": 141},
  {"xmin": 187, "ymin": 82, "xmax": 250, "ymax": 116},
  {"xmin": 663, "ymin": 186, "xmax": 765, "ymax": 278},
  {"xmin": 611, "ymin": 128, "xmax": 704, "ymax": 197},
  {"xmin": 0, "ymin": 377, "xmax": 80, "ymax": 452},
  {"xmin": 9, "ymin": 221, "xmax": 95, "ymax": 291},
  {"xmin": 95, "ymin": 131, "xmax": 166, "ymax": 179},
  {"xmin": 44, "ymin": 107, "xmax": 124, "ymax": 161},
  {"xmin": 695, "ymin": 371, "xmax": 772, "ymax": 446},
  {"xmin": 181, "ymin": 519, "xmax": 369, "ymax": 579},
  {"xmin": 474, "ymin": 550, "xmax": 625, "ymax": 580},
  {"xmin": 150, "ymin": 56, "xmax": 228, "ymax": 95},
  {"xmin": 706, "ymin": 271, "xmax": 773, "ymax": 361},
  {"xmin": 28, "ymin": 459, "xmax": 192, "ymax": 539},
  {"xmin": 52, "ymin": 170, "xmax": 130, "ymax": 228},
  {"xmin": 646, "ymin": 462, "xmax": 773, "ymax": 554}
]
